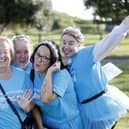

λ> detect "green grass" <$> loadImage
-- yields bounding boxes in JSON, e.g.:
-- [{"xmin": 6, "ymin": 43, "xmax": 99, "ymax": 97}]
[
  {"xmin": 115, "ymin": 114, "xmax": 129, "ymax": 129},
  {"xmin": 7, "ymin": 30, "xmax": 129, "ymax": 57},
  {"xmin": 83, "ymin": 34, "xmax": 129, "ymax": 57},
  {"xmin": 30, "ymin": 33, "xmax": 129, "ymax": 57},
  {"xmin": 110, "ymin": 64, "xmax": 129, "ymax": 95}
]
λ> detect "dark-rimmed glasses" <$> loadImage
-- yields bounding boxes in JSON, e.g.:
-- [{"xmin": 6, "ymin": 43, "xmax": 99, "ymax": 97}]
[{"xmin": 35, "ymin": 52, "xmax": 50, "ymax": 62}]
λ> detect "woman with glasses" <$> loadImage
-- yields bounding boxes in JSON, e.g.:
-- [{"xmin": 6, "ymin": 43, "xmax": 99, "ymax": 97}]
[
  {"xmin": 17, "ymin": 40, "xmax": 83, "ymax": 129},
  {"xmin": 12, "ymin": 34, "xmax": 33, "ymax": 73}
]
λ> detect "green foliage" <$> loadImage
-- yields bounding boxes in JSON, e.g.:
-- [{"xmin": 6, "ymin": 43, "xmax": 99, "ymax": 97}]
[
  {"xmin": 51, "ymin": 13, "xmax": 106, "ymax": 37},
  {"xmin": 84, "ymin": 0, "xmax": 129, "ymax": 24},
  {"xmin": 0, "ymin": 0, "xmax": 40, "ymax": 24},
  {"xmin": 51, "ymin": 12, "xmax": 76, "ymax": 31},
  {"xmin": 34, "ymin": 0, "xmax": 53, "ymax": 31},
  {"xmin": 0, "ymin": 0, "xmax": 53, "ymax": 32},
  {"xmin": 74, "ymin": 19, "xmax": 105, "ymax": 34}
]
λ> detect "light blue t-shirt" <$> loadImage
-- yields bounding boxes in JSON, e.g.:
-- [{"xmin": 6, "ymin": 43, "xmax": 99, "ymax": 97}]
[
  {"xmin": 13, "ymin": 61, "xmax": 32, "ymax": 74},
  {"xmin": 33, "ymin": 69, "xmax": 80, "ymax": 127},
  {"xmin": 25, "ymin": 62, "xmax": 32, "ymax": 74},
  {"xmin": 0, "ymin": 65, "xmax": 33, "ymax": 129},
  {"xmin": 68, "ymin": 46, "xmax": 107, "ymax": 103}
]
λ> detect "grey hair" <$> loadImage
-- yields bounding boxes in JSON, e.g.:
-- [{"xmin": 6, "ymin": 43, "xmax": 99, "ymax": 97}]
[
  {"xmin": 61, "ymin": 26, "xmax": 84, "ymax": 43},
  {"xmin": 11, "ymin": 34, "xmax": 33, "ymax": 55}
]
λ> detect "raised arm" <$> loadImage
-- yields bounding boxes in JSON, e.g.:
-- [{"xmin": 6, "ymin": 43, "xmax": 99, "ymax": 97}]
[
  {"xmin": 93, "ymin": 16, "xmax": 129, "ymax": 62},
  {"xmin": 40, "ymin": 61, "xmax": 60, "ymax": 103}
]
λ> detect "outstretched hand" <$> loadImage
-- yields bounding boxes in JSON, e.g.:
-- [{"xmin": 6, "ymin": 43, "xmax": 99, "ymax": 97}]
[{"xmin": 15, "ymin": 89, "xmax": 34, "ymax": 112}]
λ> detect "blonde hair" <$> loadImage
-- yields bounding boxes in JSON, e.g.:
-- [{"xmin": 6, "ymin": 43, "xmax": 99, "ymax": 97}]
[
  {"xmin": 61, "ymin": 26, "xmax": 84, "ymax": 43},
  {"xmin": 0, "ymin": 36, "xmax": 15, "ymax": 64}
]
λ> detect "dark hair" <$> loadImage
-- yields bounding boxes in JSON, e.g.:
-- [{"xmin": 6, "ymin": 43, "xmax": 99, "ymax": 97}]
[{"xmin": 30, "ymin": 40, "xmax": 65, "ymax": 69}]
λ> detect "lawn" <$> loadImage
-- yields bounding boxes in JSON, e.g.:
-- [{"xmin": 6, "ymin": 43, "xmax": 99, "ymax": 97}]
[
  {"xmin": 84, "ymin": 34, "xmax": 129, "ymax": 57},
  {"xmin": 29, "ymin": 32, "xmax": 129, "ymax": 57}
]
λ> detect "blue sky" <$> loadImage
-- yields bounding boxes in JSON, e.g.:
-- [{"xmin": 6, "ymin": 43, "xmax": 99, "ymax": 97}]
[{"xmin": 51, "ymin": 0, "xmax": 93, "ymax": 20}]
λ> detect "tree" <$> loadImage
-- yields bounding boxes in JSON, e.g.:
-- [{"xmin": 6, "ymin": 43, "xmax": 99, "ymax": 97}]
[
  {"xmin": 0, "ymin": 0, "xmax": 42, "ymax": 32},
  {"xmin": 83, "ymin": 0, "xmax": 129, "ymax": 39},
  {"xmin": 34, "ymin": 0, "xmax": 53, "ymax": 32},
  {"xmin": 34, "ymin": 0, "xmax": 53, "ymax": 42},
  {"xmin": 84, "ymin": 0, "xmax": 129, "ymax": 24}
]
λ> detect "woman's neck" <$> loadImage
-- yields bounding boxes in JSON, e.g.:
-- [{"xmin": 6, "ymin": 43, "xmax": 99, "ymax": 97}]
[
  {"xmin": 39, "ymin": 71, "xmax": 46, "ymax": 78},
  {"xmin": 0, "ymin": 67, "xmax": 12, "ymax": 80}
]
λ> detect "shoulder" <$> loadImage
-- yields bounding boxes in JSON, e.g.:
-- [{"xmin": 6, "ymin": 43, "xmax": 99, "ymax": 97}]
[
  {"xmin": 79, "ymin": 45, "xmax": 94, "ymax": 54},
  {"xmin": 11, "ymin": 65, "xmax": 25, "ymax": 74},
  {"xmin": 11, "ymin": 65, "xmax": 30, "ymax": 80},
  {"xmin": 53, "ymin": 69, "xmax": 72, "ymax": 81},
  {"xmin": 72, "ymin": 45, "xmax": 94, "ymax": 60},
  {"xmin": 54, "ymin": 69, "xmax": 69, "ymax": 76}
]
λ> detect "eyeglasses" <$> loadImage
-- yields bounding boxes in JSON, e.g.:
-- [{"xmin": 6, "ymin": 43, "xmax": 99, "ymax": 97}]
[{"xmin": 35, "ymin": 52, "xmax": 50, "ymax": 62}]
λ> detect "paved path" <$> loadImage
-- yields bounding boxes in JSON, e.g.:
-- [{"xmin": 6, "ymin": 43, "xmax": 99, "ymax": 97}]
[{"xmin": 102, "ymin": 57, "xmax": 129, "ymax": 64}]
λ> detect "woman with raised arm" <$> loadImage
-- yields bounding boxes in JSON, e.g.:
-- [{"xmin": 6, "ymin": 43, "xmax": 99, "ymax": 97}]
[{"xmin": 60, "ymin": 16, "xmax": 129, "ymax": 129}]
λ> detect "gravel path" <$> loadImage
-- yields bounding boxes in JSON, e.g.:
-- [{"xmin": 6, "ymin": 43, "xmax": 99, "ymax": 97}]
[{"xmin": 102, "ymin": 57, "xmax": 129, "ymax": 64}]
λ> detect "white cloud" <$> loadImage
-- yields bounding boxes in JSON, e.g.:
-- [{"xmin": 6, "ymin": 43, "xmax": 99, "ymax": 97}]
[{"xmin": 51, "ymin": 0, "xmax": 93, "ymax": 20}]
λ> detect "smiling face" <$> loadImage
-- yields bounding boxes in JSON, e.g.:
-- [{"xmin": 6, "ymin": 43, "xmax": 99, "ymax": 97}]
[
  {"xmin": 13, "ymin": 39, "xmax": 32, "ymax": 69},
  {"xmin": 61, "ymin": 34, "xmax": 81, "ymax": 58},
  {"xmin": 34, "ymin": 45, "xmax": 51, "ymax": 76},
  {"xmin": 0, "ymin": 39, "xmax": 12, "ymax": 71}
]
